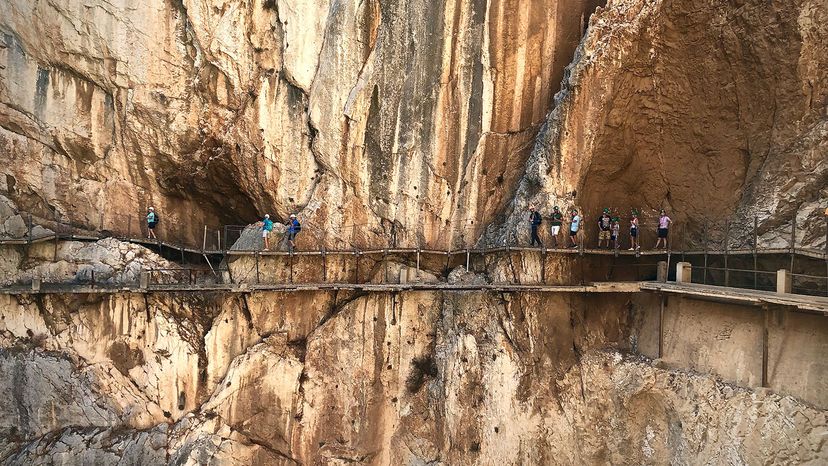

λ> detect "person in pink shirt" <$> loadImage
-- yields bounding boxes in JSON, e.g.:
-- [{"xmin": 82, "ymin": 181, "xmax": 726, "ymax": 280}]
[{"xmin": 654, "ymin": 209, "xmax": 672, "ymax": 250}]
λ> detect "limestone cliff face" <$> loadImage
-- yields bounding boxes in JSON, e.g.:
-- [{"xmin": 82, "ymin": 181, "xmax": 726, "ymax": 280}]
[
  {"xmin": 0, "ymin": 0, "xmax": 602, "ymax": 248},
  {"xmin": 497, "ymin": 0, "xmax": 827, "ymax": 248},
  {"xmin": 2, "ymin": 290, "xmax": 826, "ymax": 464}
]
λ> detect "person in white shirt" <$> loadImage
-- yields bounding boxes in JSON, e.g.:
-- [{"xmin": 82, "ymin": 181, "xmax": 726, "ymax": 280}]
[{"xmin": 569, "ymin": 209, "xmax": 581, "ymax": 248}]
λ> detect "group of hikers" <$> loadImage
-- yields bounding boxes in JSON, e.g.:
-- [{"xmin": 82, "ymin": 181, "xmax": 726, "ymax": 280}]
[
  {"xmin": 144, "ymin": 205, "xmax": 672, "ymax": 251},
  {"xmin": 528, "ymin": 205, "xmax": 673, "ymax": 250},
  {"xmin": 144, "ymin": 207, "xmax": 302, "ymax": 250}
]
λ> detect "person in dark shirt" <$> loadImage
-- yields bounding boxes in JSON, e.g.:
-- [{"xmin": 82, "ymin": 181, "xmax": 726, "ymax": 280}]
[
  {"xmin": 597, "ymin": 208, "xmax": 612, "ymax": 248},
  {"xmin": 549, "ymin": 206, "xmax": 564, "ymax": 248},
  {"xmin": 286, "ymin": 214, "xmax": 301, "ymax": 252},
  {"xmin": 528, "ymin": 205, "xmax": 543, "ymax": 247}
]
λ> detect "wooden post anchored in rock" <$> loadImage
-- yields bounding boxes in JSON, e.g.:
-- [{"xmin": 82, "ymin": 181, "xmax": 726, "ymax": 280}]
[
  {"xmin": 127, "ymin": 215, "xmax": 132, "ymax": 240},
  {"xmin": 465, "ymin": 249, "xmax": 470, "ymax": 271},
  {"xmin": 27, "ymin": 213, "xmax": 32, "ymax": 244},
  {"xmin": 216, "ymin": 230, "xmax": 221, "ymax": 252},
  {"xmin": 415, "ymin": 248, "xmax": 420, "ymax": 279},
  {"xmin": 289, "ymin": 250, "xmax": 294, "ymax": 284}
]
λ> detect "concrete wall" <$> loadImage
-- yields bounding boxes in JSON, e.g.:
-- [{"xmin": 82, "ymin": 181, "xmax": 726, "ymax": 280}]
[{"xmin": 634, "ymin": 294, "xmax": 828, "ymax": 409}]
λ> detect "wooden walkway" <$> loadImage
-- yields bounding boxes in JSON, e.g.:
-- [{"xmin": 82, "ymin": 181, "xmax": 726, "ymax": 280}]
[
  {"xmin": 641, "ymin": 282, "xmax": 828, "ymax": 314},
  {"xmin": 0, "ymin": 281, "xmax": 641, "ymax": 295},
  {"xmin": 2, "ymin": 232, "xmax": 826, "ymax": 260}
]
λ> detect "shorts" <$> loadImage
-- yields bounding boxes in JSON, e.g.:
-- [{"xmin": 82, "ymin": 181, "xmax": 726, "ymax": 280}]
[
  {"xmin": 148, "ymin": 222, "xmax": 157, "ymax": 230},
  {"xmin": 630, "ymin": 228, "xmax": 638, "ymax": 238},
  {"xmin": 658, "ymin": 228, "xmax": 669, "ymax": 238},
  {"xmin": 262, "ymin": 230, "xmax": 271, "ymax": 238},
  {"xmin": 287, "ymin": 231, "xmax": 298, "ymax": 240},
  {"xmin": 611, "ymin": 235, "xmax": 618, "ymax": 242},
  {"xmin": 599, "ymin": 230, "xmax": 610, "ymax": 240},
  {"xmin": 570, "ymin": 229, "xmax": 578, "ymax": 236},
  {"xmin": 550, "ymin": 225, "xmax": 561, "ymax": 236}
]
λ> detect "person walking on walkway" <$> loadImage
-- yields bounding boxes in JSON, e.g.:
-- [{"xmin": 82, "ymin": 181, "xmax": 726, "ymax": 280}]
[
  {"xmin": 286, "ymin": 213, "xmax": 301, "ymax": 252},
  {"xmin": 569, "ymin": 209, "xmax": 581, "ymax": 248},
  {"xmin": 528, "ymin": 205, "xmax": 543, "ymax": 247},
  {"xmin": 655, "ymin": 209, "xmax": 672, "ymax": 250},
  {"xmin": 597, "ymin": 208, "xmax": 612, "ymax": 248},
  {"xmin": 146, "ymin": 207, "xmax": 158, "ymax": 239},
  {"xmin": 611, "ymin": 217, "xmax": 621, "ymax": 249},
  {"xmin": 260, "ymin": 214, "xmax": 274, "ymax": 250},
  {"xmin": 629, "ymin": 211, "xmax": 640, "ymax": 250},
  {"xmin": 549, "ymin": 206, "xmax": 564, "ymax": 248}
]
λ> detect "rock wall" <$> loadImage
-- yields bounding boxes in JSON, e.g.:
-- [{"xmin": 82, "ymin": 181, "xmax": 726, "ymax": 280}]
[
  {"xmin": 0, "ymin": 0, "xmax": 604, "ymax": 249},
  {"xmin": 1, "ymin": 290, "xmax": 826, "ymax": 464},
  {"xmin": 496, "ymin": 0, "xmax": 827, "ymax": 248}
]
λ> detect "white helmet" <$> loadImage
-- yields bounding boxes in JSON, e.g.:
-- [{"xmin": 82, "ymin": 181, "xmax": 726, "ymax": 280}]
[
  {"xmin": 289, "ymin": 213, "xmax": 297, "ymax": 219},
  {"xmin": 148, "ymin": 206, "xmax": 154, "ymax": 211},
  {"xmin": 264, "ymin": 214, "xmax": 270, "ymax": 219}
]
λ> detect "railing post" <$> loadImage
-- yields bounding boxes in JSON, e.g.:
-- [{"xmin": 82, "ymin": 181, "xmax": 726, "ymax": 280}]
[
  {"xmin": 383, "ymin": 248, "xmax": 388, "ymax": 284},
  {"xmin": 223, "ymin": 225, "xmax": 229, "ymax": 253},
  {"xmin": 658, "ymin": 294, "xmax": 666, "ymax": 359},
  {"xmin": 354, "ymin": 249, "xmax": 360, "ymax": 284},
  {"xmin": 790, "ymin": 216, "xmax": 796, "ymax": 288},
  {"xmin": 202, "ymin": 225, "xmax": 207, "ymax": 252},
  {"xmin": 255, "ymin": 252, "xmax": 260, "ymax": 284},
  {"xmin": 465, "ymin": 249, "xmax": 470, "ymax": 270},
  {"xmin": 127, "ymin": 214, "xmax": 132, "ymax": 240},
  {"xmin": 27, "ymin": 213, "xmax": 33, "ymax": 243},
  {"xmin": 216, "ymin": 230, "xmax": 221, "ymax": 251},
  {"xmin": 415, "ymin": 248, "xmax": 420, "ymax": 279},
  {"xmin": 703, "ymin": 223, "xmax": 709, "ymax": 285},
  {"xmin": 724, "ymin": 220, "xmax": 730, "ymax": 287},
  {"xmin": 753, "ymin": 216, "xmax": 758, "ymax": 289},
  {"xmin": 762, "ymin": 305, "xmax": 769, "ymax": 388},
  {"xmin": 322, "ymin": 248, "xmax": 327, "ymax": 283}
]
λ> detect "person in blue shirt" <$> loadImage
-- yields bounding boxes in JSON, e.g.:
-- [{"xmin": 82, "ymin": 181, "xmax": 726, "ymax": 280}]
[
  {"xmin": 286, "ymin": 213, "xmax": 301, "ymax": 251},
  {"xmin": 569, "ymin": 209, "xmax": 581, "ymax": 248},
  {"xmin": 146, "ymin": 207, "xmax": 158, "ymax": 239},
  {"xmin": 260, "ymin": 214, "xmax": 274, "ymax": 250}
]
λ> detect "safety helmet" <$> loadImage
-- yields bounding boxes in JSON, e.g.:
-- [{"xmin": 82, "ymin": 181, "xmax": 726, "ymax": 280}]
[
  {"xmin": 290, "ymin": 214, "xmax": 297, "ymax": 219},
  {"xmin": 553, "ymin": 206, "xmax": 559, "ymax": 210},
  {"xmin": 603, "ymin": 208, "xmax": 610, "ymax": 214},
  {"xmin": 148, "ymin": 206, "xmax": 154, "ymax": 211},
  {"xmin": 264, "ymin": 214, "xmax": 270, "ymax": 219}
]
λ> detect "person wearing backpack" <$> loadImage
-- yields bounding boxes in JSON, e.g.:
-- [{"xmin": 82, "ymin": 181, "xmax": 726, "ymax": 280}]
[
  {"xmin": 528, "ymin": 205, "xmax": 543, "ymax": 248},
  {"xmin": 260, "ymin": 214, "xmax": 274, "ymax": 250},
  {"xmin": 286, "ymin": 213, "xmax": 301, "ymax": 252},
  {"xmin": 597, "ymin": 208, "xmax": 612, "ymax": 249},
  {"xmin": 146, "ymin": 207, "xmax": 158, "ymax": 239}
]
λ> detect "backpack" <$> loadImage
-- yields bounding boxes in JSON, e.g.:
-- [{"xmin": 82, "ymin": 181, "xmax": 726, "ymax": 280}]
[
  {"xmin": 293, "ymin": 219, "xmax": 301, "ymax": 231},
  {"xmin": 154, "ymin": 212, "xmax": 159, "ymax": 224}
]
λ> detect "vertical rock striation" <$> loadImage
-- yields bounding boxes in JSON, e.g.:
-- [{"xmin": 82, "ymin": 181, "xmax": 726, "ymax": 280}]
[{"xmin": 0, "ymin": 0, "xmax": 603, "ymax": 248}]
